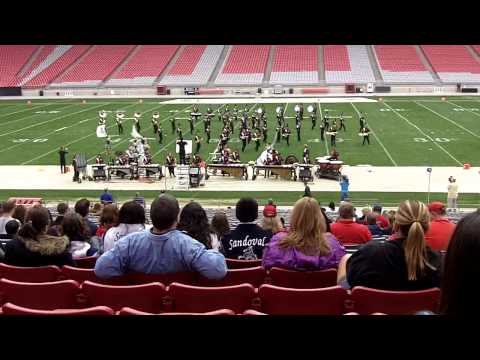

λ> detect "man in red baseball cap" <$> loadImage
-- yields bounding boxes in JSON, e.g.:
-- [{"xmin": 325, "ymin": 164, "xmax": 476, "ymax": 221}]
[{"xmin": 424, "ymin": 201, "xmax": 456, "ymax": 251}]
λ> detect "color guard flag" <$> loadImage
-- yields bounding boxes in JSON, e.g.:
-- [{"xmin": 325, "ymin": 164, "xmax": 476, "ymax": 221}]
[{"xmin": 96, "ymin": 124, "xmax": 107, "ymax": 138}]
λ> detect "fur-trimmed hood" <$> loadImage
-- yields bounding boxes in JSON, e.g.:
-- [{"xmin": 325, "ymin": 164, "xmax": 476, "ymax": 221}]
[{"xmin": 21, "ymin": 234, "xmax": 69, "ymax": 256}]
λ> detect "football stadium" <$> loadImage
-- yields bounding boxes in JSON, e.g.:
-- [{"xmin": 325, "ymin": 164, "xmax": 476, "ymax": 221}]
[{"xmin": 0, "ymin": 43, "xmax": 479, "ymax": 316}]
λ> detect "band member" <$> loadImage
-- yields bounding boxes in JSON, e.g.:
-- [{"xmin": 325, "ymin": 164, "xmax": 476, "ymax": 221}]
[
  {"xmin": 233, "ymin": 105, "xmax": 238, "ymax": 115},
  {"xmin": 228, "ymin": 117, "xmax": 234, "ymax": 134},
  {"xmin": 105, "ymin": 136, "xmax": 112, "ymax": 154},
  {"xmin": 311, "ymin": 111, "xmax": 317, "ymax": 130},
  {"xmin": 339, "ymin": 112, "xmax": 346, "ymax": 131},
  {"xmin": 188, "ymin": 116, "xmax": 194, "ymax": 134},
  {"xmin": 191, "ymin": 106, "xmax": 201, "ymax": 122},
  {"xmin": 271, "ymin": 149, "xmax": 281, "ymax": 165},
  {"xmin": 262, "ymin": 124, "xmax": 268, "ymax": 143},
  {"xmin": 165, "ymin": 152, "xmax": 176, "ymax": 177},
  {"xmin": 115, "ymin": 116, "xmax": 123, "ymax": 135},
  {"xmin": 328, "ymin": 148, "xmax": 339, "ymax": 161},
  {"xmin": 319, "ymin": 121, "xmax": 325, "ymax": 141},
  {"xmin": 296, "ymin": 122, "xmax": 301, "ymax": 141},
  {"xmin": 72, "ymin": 156, "xmax": 80, "ymax": 183},
  {"xmin": 329, "ymin": 126, "xmax": 337, "ymax": 147},
  {"xmin": 282, "ymin": 125, "xmax": 291, "ymax": 146},
  {"xmin": 157, "ymin": 126, "xmax": 163, "ymax": 144},
  {"xmin": 359, "ymin": 114, "xmax": 366, "ymax": 132},
  {"xmin": 58, "ymin": 146, "xmax": 68, "ymax": 173},
  {"xmin": 276, "ymin": 126, "xmax": 282, "ymax": 142},
  {"xmin": 361, "ymin": 126, "xmax": 371, "ymax": 145},
  {"xmin": 220, "ymin": 132, "xmax": 229, "ymax": 149},
  {"xmin": 206, "ymin": 126, "xmax": 211, "ymax": 143},
  {"xmin": 134, "ymin": 112, "xmax": 141, "ymax": 132},
  {"xmin": 194, "ymin": 134, "xmax": 202, "ymax": 153},
  {"xmin": 177, "ymin": 137, "xmax": 187, "ymax": 165},
  {"xmin": 240, "ymin": 128, "xmax": 248, "ymax": 152},
  {"xmin": 176, "ymin": 127, "xmax": 183, "ymax": 139},
  {"xmin": 203, "ymin": 115, "xmax": 210, "ymax": 133},
  {"xmin": 303, "ymin": 144, "xmax": 310, "ymax": 164},
  {"xmin": 152, "ymin": 118, "xmax": 159, "ymax": 135},
  {"xmin": 253, "ymin": 131, "xmax": 261, "ymax": 152},
  {"xmin": 241, "ymin": 116, "xmax": 248, "ymax": 129},
  {"xmin": 250, "ymin": 115, "xmax": 256, "ymax": 129},
  {"xmin": 170, "ymin": 117, "xmax": 176, "ymax": 134},
  {"xmin": 95, "ymin": 153, "xmax": 104, "ymax": 164},
  {"xmin": 246, "ymin": 127, "xmax": 252, "ymax": 144},
  {"xmin": 332, "ymin": 118, "xmax": 337, "ymax": 129},
  {"xmin": 299, "ymin": 104, "xmax": 304, "ymax": 119},
  {"xmin": 295, "ymin": 112, "xmax": 301, "ymax": 127},
  {"xmin": 231, "ymin": 150, "xmax": 240, "ymax": 162},
  {"xmin": 222, "ymin": 147, "xmax": 230, "ymax": 164},
  {"xmin": 98, "ymin": 110, "xmax": 107, "ymax": 125}
]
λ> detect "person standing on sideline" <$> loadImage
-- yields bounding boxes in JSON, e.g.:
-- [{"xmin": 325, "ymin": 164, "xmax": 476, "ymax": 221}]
[
  {"xmin": 447, "ymin": 176, "xmax": 459, "ymax": 211},
  {"xmin": 339, "ymin": 175, "xmax": 350, "ymax": 201},
  {"xmin": 59, "ymin": 146, "xmax": 68, "ymax": 173},
  {"xmin": 100, "ymin": 188, "xmax": 114, "ymax": 205}
]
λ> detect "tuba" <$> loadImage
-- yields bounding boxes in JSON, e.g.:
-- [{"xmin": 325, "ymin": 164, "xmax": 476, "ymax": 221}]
[
  {"xmin": 294, "ymin": 105, "xmax": 301, "ymax": 113},
  {"xmin": 307, "ymin": 105, "xmax": 315, "ymax": 113}
]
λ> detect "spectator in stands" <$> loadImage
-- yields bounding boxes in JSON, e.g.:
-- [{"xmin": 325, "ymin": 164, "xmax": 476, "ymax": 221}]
[
  {"xmin": 262, "ymin": 197, "xmax": 346, "ymax": 271},
  {"xmin": 372, "ymin": 204, "xmax": 390, "ymax": 230},
  {"xmin": 342, "ymin": 200, "xmax": 442, "ymax": 291},
  {"xmin": 211, "ymin": 211, "xmax": 230, "ymax": 252},
  {"xmin": 328, "ymin": 202, "xmax": 336, "ymax": 212},
  {"xmin": 74, "ymin": 198, "xmax": 98, "ymax": 237},
  {"xmin": 100, "ymin": 188, "xmax": 114, "ymax": 205},
  {"xmin": 12, "ymin": 205, "xmax": 26, "ymax": 225},
  {"xmin": 52, "ymin": 203, "xmax": 69, "ymax": 227},
  {"xmin": 261, "ymin": 203, "xmax": 284, "ymax": 235},
  {"xmin": 133, "ymin": 192, "xmax": 145, "ymax": 207},
  {"xmin": 320, "ymin": 207, "xmax": 333, "ymax": 231},
  {"xmin": 0, "ymin": 220, "xmax": 20, "ymax": 240},
  {"xmin": 221, "ymin": 197, "xmax": 272, "ymax": 260},
  {"xmin": 178, "ymin": 201, "xmax": 220, "ymax": 251},
  {"xmin": 103, "ymin": 201, "xmax": 146, "ymax": 253},
  {"xmin": 331, "ymin": 203, "xmax": 372, "ymax": 244},
  {"xmin": 440, "ymin": 209, "xmax": 480, "ymax": 315},
  {"xmin": 92, "ymin": 203, "xmax": 103, "ymax": 216},
  {"xmin": 62, "ymin": 212, "xmax": 98, "ymax": 258},
  {"xmin": 0, "ymin": 200, "xmax": 16, "ymax": 234},
  {"xmin": 95, "ymin": 194, "xmax": 227, "ymax": 280},
  {"xmin": 3, "ymin": 206, "xmax": 74, "ymax": 267},
  {"xmin": 356, "ymin": 207, "xmax": 370, "ymax": 224},
  {"xmin": 424, "ymin": 202, "xmax": 456, "ymax": 251},
  {"xmin": 96, "ymin": 204, "xmax": 119, "ymax": 239},
  {"xmin": 366, "ymin": 214, "xmax": 384, "ymax": 237}
]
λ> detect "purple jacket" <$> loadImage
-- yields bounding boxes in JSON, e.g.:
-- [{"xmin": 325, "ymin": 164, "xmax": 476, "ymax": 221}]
[{"xmin": 262, "ymin": 231, "xmax": 346, "ymax": 271}]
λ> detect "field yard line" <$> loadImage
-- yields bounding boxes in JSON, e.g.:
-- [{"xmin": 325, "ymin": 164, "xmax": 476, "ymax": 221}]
[
  {"xmin": 0, "ymin": 103, "xmax": 79, "ymax": 128},
  {"xmin": 382, "ymin": 102, "xmax": 463, "ymax": 166},
  {"xmin": 0, "ymin": 103, "xmax": 106, "ymax": 138},
  {"xmin": 87, "ymin": 103, "xmax": 175, "ymax": 161},
  {"xmin": 21, "ymin": 103, "xmax": 141, "ymax": 165},
  {"xmin": 317, "ymin": 102, "xmax": 330, "ymax": 156},
  {"xmin": 446, "ymin": 100, "xmax": 480, "ymax": 119},
  {"xmin": 415, "ymin": 101, "xmax": 480, "ymax": 139},
  {"xmin": 0, "ymin": 103, "xmax": 55, "ymax": 118},
  {"xmin": 350, "ymin": 103, "xmax": 398, "ymax": 166}
]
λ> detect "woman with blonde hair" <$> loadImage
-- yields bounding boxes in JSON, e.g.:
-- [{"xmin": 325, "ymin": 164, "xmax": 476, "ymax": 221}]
[
  {"xmin": 261, "ymin": 203, "xmax": 284, "ymax": 235},
  {"xmin": 341, "ymin": 200, "xmax": 441, "ymax": 290},
  {"xmin": 262, "ymin": 197, "xmax": 346, "ymax": 271}
]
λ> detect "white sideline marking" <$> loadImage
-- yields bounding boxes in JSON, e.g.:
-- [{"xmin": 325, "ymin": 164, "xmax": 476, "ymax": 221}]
[
  {"xmin": 350, "ymin": 103, "xmax": 398, "ymax": 167},
  {"xmin": 414, "ymin": 101, "xmax": 480, "ymax": 139},
  {"xmin": 0, "ymin": 103, "xmax": 78, "ymax": 128},
  {"xmin": 161, "ymin": 97, "xmax": 378, "ymax": 105},
  {"xmin": 382, "ymin": 102, "xmax": 462, "ymax": 166},
  {"xmin": 79, "ymin": 119, "xmax": 90, "ymax": 123},
  {"xmin": 54, "ymin": 127, "xmax": 67, "ymax": 132}
]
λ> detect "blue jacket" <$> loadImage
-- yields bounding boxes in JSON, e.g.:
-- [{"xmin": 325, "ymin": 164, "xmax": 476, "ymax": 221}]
[
  {"xmin": 340, "ymin": 180, "xmax": 349, "ymax": 193},
  {"xmin": 95, "ymin": 229, "xmax": 227, "ymax": 280},
  {"xmin": 100, "ymin": 192, "xmax": 114, "ymax": 203}
]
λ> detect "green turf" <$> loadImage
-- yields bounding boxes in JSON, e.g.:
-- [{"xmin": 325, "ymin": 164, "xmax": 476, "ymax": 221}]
[
  {"xmin": 0, "ymin": 96, "xmax": 479, "ymax": 166},
  {"xmin": 1, "ymin": 189, "xmax": 479, "ymax": 207}
]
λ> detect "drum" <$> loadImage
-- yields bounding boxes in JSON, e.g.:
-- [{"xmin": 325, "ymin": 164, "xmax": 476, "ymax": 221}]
[
  {"xmin": 318, "ymin": 159, "xmax": 330, "ymax": 170},
  {"xmin": 330, "ymin": 161, "xmax": 343, "ymax": 171}
]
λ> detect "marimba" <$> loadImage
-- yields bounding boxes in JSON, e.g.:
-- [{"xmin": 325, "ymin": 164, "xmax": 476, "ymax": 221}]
[
  {"xmin": 315, "ymin": 157, "xmax": 343, "ymax": 180},
  {"xmin": 106, "ymin": 165, "xmax": 134, "ymax": 180},
  {"xmin": 138, "ymin": 164, "xmax": 163, "ymax": 180},
  {"xmin": 91, "ymin": 164, "xmax": 107, "ymax": 181},
  {"xmin": 206, "ymin": 163, "xmax": 249, "ymax": 180},
  {"xmin": 252, "ymin": 164, "xmax": 296, "ymax": 181}
]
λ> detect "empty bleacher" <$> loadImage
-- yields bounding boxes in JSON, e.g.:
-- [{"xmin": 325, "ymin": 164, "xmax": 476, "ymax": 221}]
[
  {"xmin": 0, "ymin": 45, "xmax": 38, "ymax": 87},
  {"xmin": 214, "ymin": 45, "xmax": 270, "ymax": 85},
  {"xmin": 50, "ymin": 45, "xmax": 135, "ymax": 87},
  {"xmin": 373, "ymin": 45, "xmax": 434, "ymax": 83},
  {"xmin": 106, "ymin": 45, "xmax": 179, "ymax": 86},
  {"xmin": 421, "ymin": 45, "xmax": 480, "ymax": 83},
  {"xmin": 324, "ymin": 45, "xmax": 376, "ymax": 84},
  {"xmin": 160, "ymin": 45, "xmax": 224, "ymax": 86},
  {"xmin": 269, "ymin": 45, "xmax": 319, "ymax": 84}
]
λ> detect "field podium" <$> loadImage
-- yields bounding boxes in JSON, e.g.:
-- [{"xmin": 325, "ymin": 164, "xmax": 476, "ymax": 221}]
[{"xmin": 175, "ymin": 165, "xmax": 190, "ymax": 190}]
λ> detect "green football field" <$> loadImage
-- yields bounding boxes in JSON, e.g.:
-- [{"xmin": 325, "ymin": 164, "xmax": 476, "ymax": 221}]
[{"xmin": 0, "ymin": 96, "xmax": 479, "ymax": 166}]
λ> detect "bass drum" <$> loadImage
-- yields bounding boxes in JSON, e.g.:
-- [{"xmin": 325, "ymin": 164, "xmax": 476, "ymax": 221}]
[{"xmin": 284, "ymin": 154, "xmax": 299, "ymax": 165}]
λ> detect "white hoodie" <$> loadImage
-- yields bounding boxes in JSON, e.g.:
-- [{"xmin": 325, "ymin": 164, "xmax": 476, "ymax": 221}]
[{"xmin": 103, "ymin": 223, "xmax": 145, "ymax": 253}]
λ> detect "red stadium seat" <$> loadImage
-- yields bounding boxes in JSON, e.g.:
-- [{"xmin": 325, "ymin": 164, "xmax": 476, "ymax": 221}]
[
  {"xmin": 242, "ymin": 309, "xmax": 267, "ymax": 315},
  {"xmin": 226, "ymin": 258, "xmax": 262, "ymax": 269},
  {"xmin": 0, "ymin": 263, "xmax": 62, "ymax": 283},
  {"xmin": 117, "ymin": 307, "xmax": 235, "ymax": 315},
  {"xmin": 268, "ymin": 267, "xmax": 338, "ymax": 289},
  {"xmin": 126, "ymin": 271, "xmax": 198, "ymax": 286},
  {"xmin": 81, "ymin": 281, "xmax": 165, "ymax": 313},
  {"xmin": 197, "ymin": 267, "xmax": 266, "ymax": 287},
  {"xmin": 165, "ymin": 283, "xmax": 256, "ymax": 314},
  {"xmin": 350, "ymin": 286, "xmax": 441, "ymax": 315},
  {"xmin": 73, "ymin": 256, "xmax": 98, "ymax": 269},
  {"xmin": 0, "ymin": 279, "xmax": 82, "ymax": 310},
  {"xmin": 257, "ymin": 284, "xmax": 348, "ymax": 315},
  {"xmin": 2, "ymin": 302, "xmax": 114, "ymax": 315},
  {"xmin": 60, "ymin": 266, "xmax": 126, "ymax": 285}
]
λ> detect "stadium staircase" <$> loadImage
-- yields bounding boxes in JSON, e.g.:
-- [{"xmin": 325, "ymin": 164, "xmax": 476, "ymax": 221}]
[
  {"xmin": 16, "ymin": 46, "xmax": 42, "ymax": 79},
  {"xmin": 262, "ymin": 45, "xmax": 276, "ymax": 86},
  {"xmin": 415, "ymin": 45, "xmax": 442, "ymax": 85},
  {"xmin": 317, "ymin": 45, "xmax": 326, "ymax": 85},
  {"xmin": 207, "ymin": 45, "xmax": 230, "ymax": 86},
  {"xmin": 155, "ymin": 45, "xmax": 186, "ymax": 86},
  {"xmin": 100, "ymin": 46, "xmax": 141, "ymax": 87},
  {"xmin": 20, "ymin": 46, "xmax": 72, "ymax": 86},
  {"xmin": 466, "ymin": 45, "xmax": 480, "ymax": 67},
  {"xmin": 366, "ymin": 45, "xmax": 383, "ymax": 84},
  {"xmin": 48, "ymin": 45, "xmax": 95, "ymax": 87}
]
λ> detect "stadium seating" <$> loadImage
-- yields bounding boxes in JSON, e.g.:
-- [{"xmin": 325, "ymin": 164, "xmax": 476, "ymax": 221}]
[
  {"xmin": 165, "ymin": 282, "xmax": 256, "ymax": 314},
  {"xmin": 2, "ymin": 302, "xmax": 115, "ymax": 315},
  {"xmin": 106, "ymin": 45, "xmax": 179, "ymax": 86},
  {"xmin": 215, "ymin": 45, "xmax": 270, "ymax": 85},
  {"xmin": 349, "ymin": 286, "xmax": 441, "ymax": 315},
  {"xmin": 0, "ymin": 45, "xmax": 38, "ymax": 87},
  {"xmin": 267, "ymin": 267, "xmax": 338, "ymax": 289},
  {"xmin": 0, "ymin": 263, "xmax": 62, "ymax": 283},
  {"xmin": 9, "ymin": 197, "xmax": 43, "ymax": 206},
  {"xmin": 51, "ymin": 45, "xmax": 135, "ymax": 87},
  {"xmin": 59, "ymin": 266, "xmax": 125, "ymax": 285},
  {"xmin": 270, "ymin": 45, "xmax": 319, "ymax": 84},
  {"xmin": 80, "ymin": 281, "xmax": 165, "ymax": 313},
  {"xmin": 125, "ymin": 271, "xmax": 198, "ymax": 286},
  {"xmin": 242, "ymin": 309, "xmax": 267, "ymax": 315},
  {"xmin": 117, "ymin": 307, "xmax": 235, "ymax": 315},
  {"xmin": 23, "ymin": 45, "xmax": 91, "ymax": 88},
  {"xmin": 324, "ymin": 45, "xmax": 376, "ymax": 84},
  {"xmin": 197, "ymin": 267, "xmax": 266, "ymax": 287},
  {"xmin": 256, "ymin": 284, "xmax": 348, "ymax": 315},
  {"xmin": 373, "ymin": 45, "xmax": 434, "ymax": 83},
  {"xmin": 421, "ymin": 45, "xmax": 480, "ymax": 83},
  {"xmin": 0, "ymin": 279, "xmax": 82, "ymax": 310},
  {"xmin": 226, "ymin": 258, "xmax": 263, "ymax": 269},
  {"xmin": 160, "ymin": 45, "xmax": 224, "ymax": 85},
  {"xmin": 74, "ymin": 256, "xmax": 98, "ymax": 268},
  {"xmin": 472, "ymin": 45, "xmax": 480, "ymax": 56}
]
